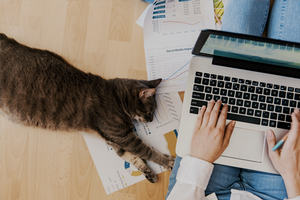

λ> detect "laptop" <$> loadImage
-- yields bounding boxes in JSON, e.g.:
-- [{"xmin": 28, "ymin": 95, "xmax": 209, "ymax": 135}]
[{"xmin": 176, "ymin": 29, "xmax": 300, "ymax": 174}]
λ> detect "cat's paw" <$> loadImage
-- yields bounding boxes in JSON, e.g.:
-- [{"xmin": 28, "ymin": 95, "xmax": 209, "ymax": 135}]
[
  {"xmin": 144, "ymin": 170, "xmax": 157, "ymax": 183},
  {"xmin": 162, "ymin": 154, "xmax": 175, "ymax": 170}
]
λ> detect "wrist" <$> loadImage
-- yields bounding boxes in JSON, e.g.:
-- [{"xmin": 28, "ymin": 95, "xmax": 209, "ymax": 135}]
[{"xmin": 282, "ymin": 174, "xmax": 300, "ymax": 199}]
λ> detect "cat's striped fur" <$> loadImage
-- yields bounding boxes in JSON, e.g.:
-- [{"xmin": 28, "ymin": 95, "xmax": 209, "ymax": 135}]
[{"xmin": 0, "ymin": 33, "xmax": 174, "ymax": 183}]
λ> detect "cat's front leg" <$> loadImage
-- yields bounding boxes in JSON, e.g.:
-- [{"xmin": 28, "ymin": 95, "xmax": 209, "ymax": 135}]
[
  {"xmin": 118, "ymin": 133, "xmax": 175, "ymax": 171},
  {"xmin": 109, "ymin": 143, "xmax": 158, "ymax": 183}
]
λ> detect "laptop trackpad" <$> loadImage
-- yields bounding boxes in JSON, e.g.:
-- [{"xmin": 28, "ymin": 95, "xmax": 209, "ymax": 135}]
[{"xmin": 221, "ymin": 127, "xmax": 265, "ymax": 163}]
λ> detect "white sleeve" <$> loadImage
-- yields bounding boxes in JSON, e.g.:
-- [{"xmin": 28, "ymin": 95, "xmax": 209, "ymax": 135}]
[
  {"xmin": 166, "ymin": 156, "xmax": 214, "ymax": 200},
  {"xmin": 287, "ymin": 196, "xmax": 300, "ymax": 200}
]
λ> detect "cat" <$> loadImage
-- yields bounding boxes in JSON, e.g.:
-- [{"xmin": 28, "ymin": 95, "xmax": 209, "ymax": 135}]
[{"xmin": 0, "ymin": 33, "xmax": 174, "ymax": 183}]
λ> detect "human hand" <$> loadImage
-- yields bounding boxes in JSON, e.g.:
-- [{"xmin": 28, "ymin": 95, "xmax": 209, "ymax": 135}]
[
  {"xmin": 190, "ymin": 99, "xmax": 236, "ymax": 163},
  {"xmin": 267, "ymin": 108, "xmax": 300, "ymax": 198}
]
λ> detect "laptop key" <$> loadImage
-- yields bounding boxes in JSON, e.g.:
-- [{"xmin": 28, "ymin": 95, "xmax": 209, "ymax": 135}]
[
  {"xmin": 192, "ymin": 92, "xmax": 205, "ymax": 100},
  {"xmin": 274, "ymin": 98, "xmax": 281, "ymax": 105},
  {"xmin": 190, "ymin": 107, "xmax": 199, "ymax": 114},
  {"xmin": 270, "ymin": 113, "xmax": 277, "ymax": 119},
  {"xmin": 295, "ymin": 94, "xmax": 300, "ymax": 100},
  {"xmin": 279, "ymin": 91, "xmax": 286, "ymax": 98},
  {"xmin": 296, "ymin": 88, "xmax": 300, "ymax": 93},
  {"xmin": 260, "ymin": 82, "xmax": 266, "ymax": 87},
  {"xmin": 195, "ymin": 77, "xmax": 202, "ymax": 84},
  {"xmin": 194, "ymin": 85, "xmax": 204, "ymax": 92},
  {"xmin": 202, "ymin": 78, "xmax": 209, "ymax": 85},
  {"xmin": 238, "ymin": 79, "xmax": 245, "ymax": 84},
  {"xmin": 239, "ymin": 107, "xmax": 246, "ymax": 114},
  {"xmin": 255, "ymin": 110, "xmax": 262, "ymax": 117},
  {"xmin": 283, "ymin": 107, "xmax": 290, "ymax": 114},
  {"xmin": 229, "ymin": 98, "xmax": 236, "ymax": 105},
  {"xmin": 263, "ymin": 111, "xmax": 270, "ymax": 118},
  {"xmin": 205, "ymin": 86, "xmax": 212, "ymax": 93},
  {"xmin": 286, "ymin": 115, "xmax": 292, "ymax": 122},
  {"xmin": 243, "ymin": 93, "xmax": 250, "ymax": 100},
  {"xmin": 220, "ymin": 89, "xmax": 227, "ymax": 96},
  {"xmin": 232, "ymin": 78, "xmax": 238, "ymax": 82},
  {"xmin": 217, "ymin": 75, "xmax": 224, "ymax": 80},
  {"xmin": 248, "ymin": 86, "xmax": 255, "ymax": 93},
  {"xmin": 263, "ymin": 88, "xmax": 271, "ymax": 95},
  {"xmin": 244, "ymin": 101, "xmax": 251, "ymax": 107},
  {"xmin": 233, "ymin": 83, "xmax": 240, "ymax": 90},
  {"xmin": 280, "ymin": 85, "xmax": 287, "ymax": 90},
  {"xmin": 212, "ymin": 88, "xmax": 220, "ymax": 94},
  {"xmin": 251, "ymin": 94, "xmax": 258, "ymax": 101},
  {"xmin": 273, "ymin": 84, "xmax": 280, "ymax": 89},
  {"xmin": 245, "ymin": 80, "xmax": 252, "ymax": 85},
  {"xmin": 204, "ymin": 73, "xmax": 210, "ymax": 78},
  {"xmin": 288, "ymin": 87, "xmax": 294, "ymax": 92},
  {"xmin": 267, "ymin": 83, "xmax": 273, "ymax": 88},
  {"xmin": 228, "ymin": 90, "xmax": 235, "ymax": 97},
  {"xmin": 269, "ymin": 120, "xmax": 276, "ymax": 127},
  {"xmin": 256, "ymin": 87, "xmax": 263, "ymax": 94},
  {"xmin": 237, "ymin": 99, "xmax": 243, "ymax": 106},
  {"xmin": 227, "ymin": 113, "xmax": 260, "ymax": 125},
  {"xmin": 261, "ymin": 119, "xmax": 268, "ymax": 126},
  {"xmin": 259, "ymin": 103, "xmax": 267, "ymax": 110},
  {"xmin": 259, "ymin": 95, "xmax": 266, "ymax": 102},
  {"xmin": 217, "ymin": 81, "xmax": 225, "ymax": 88},
  {"xmin": 282, "ymin": 99, "xmax": 289, "ymax": 106},
  {"xmin": 252, "ymin": 81, "xmax": 258, "ymax": 86},
  {"xmin": 252, "ymin": 102, "xmax": 259, "ymax": 109},
  {"xmin": 287, "ymin": 92, "xmax": 294, "ymax": 99},
  {"xmin": 225, "ymin": 82, "xmax": 232, "ymax": 89},
  {"xmin": 271, "ymin": 90, "xmax": 278, "ymax": 97},
  {"xmin": 277, "ymin": 122, "xmax": 291, "ymax": 130},
  {"xmin": 290, "ymin": 100, "xmax": 297, "ymax": 107},
  {"xmin": 247, "ymin": 109, "xmax": 254, "ymax": 116},
  {"xmin": 211, "ymin": 74, "xmax": 217, "ymax": 79},
  {"xmin": 241, "ymin": 85, "xmax": 247, "ymax": 91},
  {"xmin": 278, "ymin": 114, "xmax": 285, "ymax": 121},
  {"xmin": 221, "ymin": 97, "xmax": 228, "ymax": 104},
  {"xmin": 191, "ymin": 100, "xmax": 207, "ymax": 107},
  {"xmin": 206, "ymin": 94, "xmax": 213, "ymax": 101},
  {"xmin": 266, "ymin": 97, "xmax": 273, "ymax": 103},
  {"xmin": 214, "ymin": 95, "xmax": 221, "ymax": 101},
  {"xmin": 267, "ymin": 104, "xmax": 274, "ymax": 111},
  {"xmin": 236, "ymin": 92, "xmax": 242, "ymax": 98},
  {"xmin": 224, "ymin": 76, "xmax": 231, "ymax": 81},
  {"xmin": 210, "ymin": 79, "xmax": 217, "ymax": 86},
  {"xmin": 231, "ymin": 106, "xmax": 238, "ymax": 113},
  {"xmin": 275, "ymin": 106, "xmax": 282, "ymax": 113},
  {"xmin": 195, "ymin": 72, "xmax": 202, "ymax": 77}
]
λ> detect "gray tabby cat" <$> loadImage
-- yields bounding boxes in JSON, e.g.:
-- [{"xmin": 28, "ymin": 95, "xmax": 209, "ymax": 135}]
[{"xmin": 0, "ymin": 33, "xmax": 174, "ymax": 183}]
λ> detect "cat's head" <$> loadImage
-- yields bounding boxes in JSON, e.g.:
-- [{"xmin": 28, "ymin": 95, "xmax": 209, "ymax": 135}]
[{"xmin": 133, "ymin": 78, "xmax": 162, "ymax": 123}]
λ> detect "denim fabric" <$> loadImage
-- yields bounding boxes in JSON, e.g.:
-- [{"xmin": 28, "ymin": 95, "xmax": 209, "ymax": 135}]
[
  {"xmin": 221, "ymin": 0, "xmax": 270, "ymax": 36},
  {"xmin": 268, "ymin": 0, "xmax": 300, "ymax": 43},
  {"xmin": 166, "ymin": 156, "xmax": 288, "ymax": 200}
]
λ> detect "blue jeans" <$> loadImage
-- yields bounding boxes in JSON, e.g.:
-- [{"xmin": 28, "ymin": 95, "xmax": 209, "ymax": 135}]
[
  {"xmin": 166, "ymin": 156, "xmax": 287, "ymax": 200},
  {"xmin": 167, "ymin": 0, "xmax": 300, "ymax": 199}
]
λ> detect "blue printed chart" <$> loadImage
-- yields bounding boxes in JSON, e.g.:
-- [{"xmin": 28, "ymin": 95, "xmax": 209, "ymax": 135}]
[{"xmin": 147, "ymin": 46, "xmax": 193, "ymax": 93}]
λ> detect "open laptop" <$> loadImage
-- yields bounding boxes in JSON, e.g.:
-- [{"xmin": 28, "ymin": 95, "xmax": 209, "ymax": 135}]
[{"xmin": 176, "ymin": 29, "xmax": 300, "ymax": 174}]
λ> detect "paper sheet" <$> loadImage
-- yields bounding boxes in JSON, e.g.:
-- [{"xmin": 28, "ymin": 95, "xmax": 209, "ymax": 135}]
[
  {"xmin": 143, "ymin": 0, "xmax": 215, "ymax": 93},
  {"xmin": 80, "ymin": 92, "xmax": 182, "ymax": 195}
]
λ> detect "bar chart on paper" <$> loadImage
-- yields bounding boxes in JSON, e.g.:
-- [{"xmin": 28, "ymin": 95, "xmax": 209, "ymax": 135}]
[{"xmin": 147, "ymin": 46, "xmax": 193, "ymax": 93}]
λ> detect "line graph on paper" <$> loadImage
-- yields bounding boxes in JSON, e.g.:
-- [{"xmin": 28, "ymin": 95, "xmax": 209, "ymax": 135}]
[
  {"xmin": 147, "ymin": 46, "xmax": 193, "ymax": 92},
  {"xmin": 153, "ymin": 16, "xmax": 204, "ymax": 35}
]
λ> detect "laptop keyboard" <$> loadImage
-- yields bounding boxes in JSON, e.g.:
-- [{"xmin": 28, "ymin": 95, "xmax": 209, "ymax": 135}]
[{"xmin": 190, "ymin": 72, "xmax": 300, "ymax": 130}]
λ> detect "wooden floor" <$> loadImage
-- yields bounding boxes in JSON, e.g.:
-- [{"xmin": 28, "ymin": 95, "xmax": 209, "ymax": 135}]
[{"xmin": 0, "ymin": 0, "xmax": 176, "ymax": 199}]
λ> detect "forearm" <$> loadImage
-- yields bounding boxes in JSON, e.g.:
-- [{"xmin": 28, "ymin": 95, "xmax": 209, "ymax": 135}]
[{"xmin": 283, "ymin": 175, "xmax": 300, "ymax": 199}]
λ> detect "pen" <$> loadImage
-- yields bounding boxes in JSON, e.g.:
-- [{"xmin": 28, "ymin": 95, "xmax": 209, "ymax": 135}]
[{"xmin": 272, "ymin": 134, "xmax": 288, "ymax": 151}]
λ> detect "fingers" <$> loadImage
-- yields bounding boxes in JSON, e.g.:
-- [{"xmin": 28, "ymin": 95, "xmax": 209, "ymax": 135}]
[
  {"xmin": 201, "ymin": 99, "xmax": 215, "ymax": 127},
  {"xmin": 195, "ymin": 105, "xmax": 206, "ymax": 130},
  {"xmin": 266, "ymin": 129, "xmax": 279, "ymax": 160},
  {"xmin": 289, "ymin": 109, "xmax": 300, "ymax": 140},
  {"xmin": 208, "ymin": 100, "xmax": 222, "ymax": 127},
  {"xmin": 223, "ymin": 120, "xmax": 236, "ymax": 147},
  {"xmin": 216, "ymin": 104, "xmax": 228, "ymax": 130}
]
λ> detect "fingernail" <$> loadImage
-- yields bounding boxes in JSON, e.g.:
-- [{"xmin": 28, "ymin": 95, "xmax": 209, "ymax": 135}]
[
  {"xmin": 295, "ymin": 108, "xmax": 299, "ymax": 113},
  {"xmin": 217, "ymin": 99, "xmax": 222, "ymax": 103},
  {"xmin": 232, "ymin": 121, "xmax": 236, "ymax": 126},
  {"xmin": 267, "ymin": 130, "xmax": 272, "ymax": 137},
  {"xmin": 210, "ymin": 99, "xmax": 214, "ymax": 103}
]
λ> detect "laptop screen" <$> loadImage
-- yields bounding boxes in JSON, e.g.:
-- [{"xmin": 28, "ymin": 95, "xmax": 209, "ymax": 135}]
[{"xmin": 200, "ymin": 34, "xmax": 300, "ymax": 70}]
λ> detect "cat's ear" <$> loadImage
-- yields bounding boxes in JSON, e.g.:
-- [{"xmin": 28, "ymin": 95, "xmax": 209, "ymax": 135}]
[
  {"xmin": 139, "ymin": 88, "xmax": 157, "ymax": 98},
  {"xmin": 147, "ymin": 78, "xmax": 162, "ymax": 88}
]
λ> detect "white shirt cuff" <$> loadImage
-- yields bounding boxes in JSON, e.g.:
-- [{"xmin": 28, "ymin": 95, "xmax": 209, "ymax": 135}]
[{"xmin": 177, "ymin": 156, "xmax": 214, "ymax": 190}]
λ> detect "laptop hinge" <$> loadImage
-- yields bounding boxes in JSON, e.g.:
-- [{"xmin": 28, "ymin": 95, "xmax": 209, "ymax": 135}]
[{"xmin": 212, "ymin": 56, "xmax": 300, "ymax": 79}]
